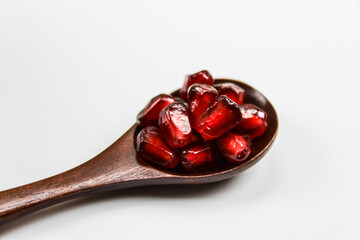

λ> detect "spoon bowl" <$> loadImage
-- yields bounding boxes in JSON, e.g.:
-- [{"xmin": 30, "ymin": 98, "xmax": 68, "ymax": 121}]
[{"xmin": 0, "ymin": 79, "xmax": 278, "ymax": 226}]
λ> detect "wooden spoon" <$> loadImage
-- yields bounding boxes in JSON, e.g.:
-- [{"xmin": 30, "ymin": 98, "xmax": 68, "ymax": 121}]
[{"xmin": 0, "ymin": 79, "xmax": 278, "ymax": 226}]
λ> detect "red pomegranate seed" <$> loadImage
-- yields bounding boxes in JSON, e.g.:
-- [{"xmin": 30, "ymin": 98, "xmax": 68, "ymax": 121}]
[
  {"xmin": 158, "ymin": 101, "xmax": 193, "ymax": 148},
  {"xmin": 215, "ymin": 83, "xmax": 245, "ymax": 105},
  {"xmin": 136, "ymin": 126, "xmax": 180, "ymax": 168},
  {"xmin": 179, "ymin": 70, "xmax": 214, "ymax": 99},
  {"xmin": 187, "ymin": 84, "xmax": 218, "ymax": 129},
  {"xmin": 236, "ymin": 104, "xmax": 268, "ymax": 138},
  {"xmin": 181, "ymin": 141, "xmax": 219, "ymax": 172},
  {"xmin": 137, "ymin": 94, "xmax": 175, "ymax": 127},
  {"xmin": 196, "ymin": 96, "xmax": 242, "ymax": 140},
  {"xmin": 217, "ymin": 133, "xmax": 251, "ymax": 164}
]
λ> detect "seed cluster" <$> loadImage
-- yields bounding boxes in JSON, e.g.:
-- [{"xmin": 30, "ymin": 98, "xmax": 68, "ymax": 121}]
[{"xmin": 136, "ymin": 70, "xmax": 268, "ymax": 173}]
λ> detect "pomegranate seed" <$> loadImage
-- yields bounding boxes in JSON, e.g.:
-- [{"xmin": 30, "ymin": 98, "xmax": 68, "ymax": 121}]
[
  {"xmin": 136, "ymin": 126, "xmax": 180, "ymax": 168},
  {"xmin": 181, "ymin": 141, "xmax": 219, "ymax": 172},
  {"xmin": 217, "ymin": 133, "xmax": 251, "ymax": 164},
  {"xmin": 214, "ymin": 83, "xmax": 245, "ymax": 105},
  {"xmin": 236, "ymin": 104, "xmax": 268, "ymax": 138},
  {"xmin": 158, "ymin": 101, "xmax": 193, "ymax": 148},
  {"xmin": 187, "ymin": 84, "xmax": 218, "ymax": 129},
  {"xmin": 137, "ymin": 94, "xmax": 175, "ymax": 127},
  {"xmin": 135, "ymin": 70, "xmax": 270, "ymax": 173},
  {"xmin": 179, "ymin": 70, "xmax": 214, "ymax": 99},
  {"xmin": 196, "ymin": 96, "xmax": 242, "ymax": 140}
]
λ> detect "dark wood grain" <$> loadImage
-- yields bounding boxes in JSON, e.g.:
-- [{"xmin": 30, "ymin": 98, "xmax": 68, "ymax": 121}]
[{"xmin": 0, "ymin": 79, "xmax": 278, "ymax": 227}]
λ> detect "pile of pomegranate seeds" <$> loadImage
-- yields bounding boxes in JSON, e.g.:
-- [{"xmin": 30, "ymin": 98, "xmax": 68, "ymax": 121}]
[{"xmin": 136, "ymin": 70, "xmax": 268, "ymax": 173}]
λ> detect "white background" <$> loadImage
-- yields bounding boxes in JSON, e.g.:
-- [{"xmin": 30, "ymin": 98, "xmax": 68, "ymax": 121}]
[{"xmin": 1, "ymin": 0, "xmax": 359, "ymax": 239}]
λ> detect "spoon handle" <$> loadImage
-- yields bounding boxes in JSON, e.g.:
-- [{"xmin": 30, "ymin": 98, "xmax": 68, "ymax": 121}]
[
  {"xmin": 0, "ymin": 164, "xmax": 104, "ymax": 226},
  {"xmin": 0, "ymin": 125, "xmax": 158, "ymax": 226}
]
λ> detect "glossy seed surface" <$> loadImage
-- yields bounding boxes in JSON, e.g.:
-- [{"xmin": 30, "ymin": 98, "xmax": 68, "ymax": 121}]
[
  {"xmin": 181, "ymin": 141, "xmax": 219, "ymax": 172},
  {"xmin": 196, "ymin": 96, "xmax": 242, "ymax": 140},
  {"xmin": 187, "ymin": 84, "xmax": 218, "ymax": 130},
  {"xmin": 136, "ymin": 126, "xmax": 180, "ymax": 168},
  {"xmin": 215, "ymin": 83, "xmax": 245, "ymax": 105},
  {"xmin": 158, "ymin": 101, "xmax": 193, "ymax": 148},
  {"xmin": 236, "ymin": 104, "xmax": 268, "ymax": 138},
  {"xmin": 179, "ymin": 70, "xmax": 214, "ymax": 99},
  {"xmin": 217, "ymin": 133, "xmax": 251, "ymax": 164},
  {"xmin": 137, "ymin": 94, "xmax": 175, "ymax": 127}
]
